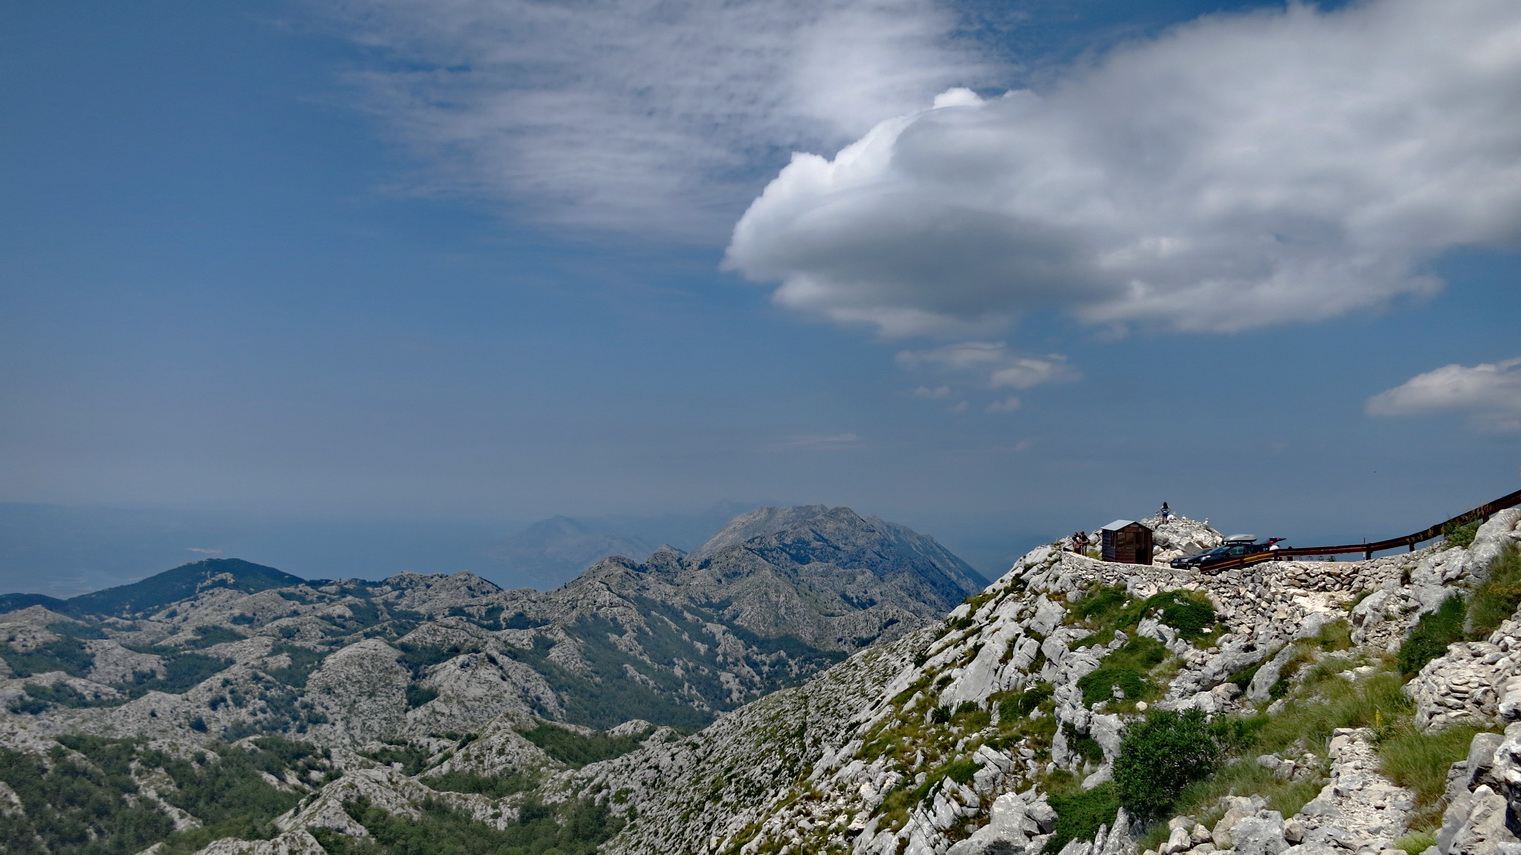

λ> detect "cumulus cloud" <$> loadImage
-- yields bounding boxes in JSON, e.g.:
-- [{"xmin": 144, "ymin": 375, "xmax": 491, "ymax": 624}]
[
  {"xmin": 725, "ymin": 0, "xmax": 1521, "ymax": 336},
  {"xmin": 1367, "ymin": 357, "xmax": 1521, "ymax": 431},
  {"xmin": 319, "ymin": 0, "xmax": 995, "ymax": 238}
]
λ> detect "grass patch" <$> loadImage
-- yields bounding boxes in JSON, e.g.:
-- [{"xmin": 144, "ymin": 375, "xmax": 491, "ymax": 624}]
[
  {"xmin": 1268, "ymin": 620, "xmax": 1355, "ymax": 699},
  {"xmin": 1379, "ymin": 723, "xmax": 1490, "ymax": 828},
  {"xmin": 1398, "ymin": 596, "xmax": 1466, "ymax": 676},
  {"xmin": 1077, "ymin": 637, "xmax": 1168, "ymax": 707},
  {"xmin": 1043, "ymin": 783, "xmax": 1121, "ymax": 854},
  {"xmin": 1254, "ymin": 669, "xmax": 1409, "ymax": 753},
  {"xmin": 1395, "ymin": 831, "xmax": 1439, "ymax": 854},
  {"xmin": 1137, "ymin": 662, "xmax": 1410, "ymax": 842},
  {"xmin": 1073, "ymin": 586, "xmax": 1129, "ymax": 623},
  {"xmin": 1468, "ymin": 543, "xmax": 1521, "ymax": 639},
  {"xmin": 406, "ymin": 684, "xmax": 440, "ymax": 709},
  {"xmin": 1072, "ymin": 585, "xmax": 1222, "ymax": 647}
]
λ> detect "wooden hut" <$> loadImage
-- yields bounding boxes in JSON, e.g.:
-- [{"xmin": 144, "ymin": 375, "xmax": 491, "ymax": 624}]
[{"xmin": 1100, "ymin": 520, "xmax": 1154, "ymax": 565}]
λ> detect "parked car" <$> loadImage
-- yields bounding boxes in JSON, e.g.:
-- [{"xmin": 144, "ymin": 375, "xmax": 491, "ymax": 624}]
[{"xmin": 1170, "ymin": 535, "xmax": 1274, "ymax": 571}]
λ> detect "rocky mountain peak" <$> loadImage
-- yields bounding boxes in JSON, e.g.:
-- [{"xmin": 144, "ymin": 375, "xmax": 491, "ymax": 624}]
[{"xmin": 686, "ymin": 504, "xmax": 834, "ymax": 562}]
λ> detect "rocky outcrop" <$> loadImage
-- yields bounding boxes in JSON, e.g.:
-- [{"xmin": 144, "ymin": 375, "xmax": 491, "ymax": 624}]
[
  {"xmin": 562, "ymin": 510, "xmax": 1520, "ymax": 855},
  {"xmin": 1144, "ymin": 515, "xmax": 1224, "ymax": 564}
]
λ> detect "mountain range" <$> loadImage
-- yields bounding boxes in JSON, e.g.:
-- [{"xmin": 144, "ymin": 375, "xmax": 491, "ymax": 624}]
[
  {"xmin": 0, "ymin": 500, "xmax": 771, "ymax": 598},
  {"xmin": 0, "ymin": 505, "xmax": 984, "ymax": 744},
  {"xmin": 4, "ymin": 506, "xmax": 1518, "ymax": 855}
]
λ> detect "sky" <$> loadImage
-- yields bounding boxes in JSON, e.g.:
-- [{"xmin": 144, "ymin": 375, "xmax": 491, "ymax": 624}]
[{"xmin": 2, "ymin": 0, "xmax": 1519, "ymax": 589}]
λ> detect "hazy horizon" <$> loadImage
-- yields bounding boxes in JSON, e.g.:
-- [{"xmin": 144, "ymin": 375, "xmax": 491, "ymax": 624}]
[{"xmin": 4, "ymin": 0, "xmax": 1517, "ymax": 596}]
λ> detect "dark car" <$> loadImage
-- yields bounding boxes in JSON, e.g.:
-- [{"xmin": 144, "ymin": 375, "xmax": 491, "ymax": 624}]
[{"xmin": 1170, "ymin": 535, "xmax": 1276, "ymax": 571}]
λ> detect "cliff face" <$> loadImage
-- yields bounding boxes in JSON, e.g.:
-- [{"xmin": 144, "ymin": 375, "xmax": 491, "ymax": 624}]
[{"xmin": 4, "ymin": 509, "xmax": 1519, "ymax": 855}]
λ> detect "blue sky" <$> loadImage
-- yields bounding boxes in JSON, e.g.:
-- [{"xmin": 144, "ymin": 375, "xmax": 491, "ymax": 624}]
[{"xmin": 3, "ymin": 0, "xmax": 1518, "ymax": 584}]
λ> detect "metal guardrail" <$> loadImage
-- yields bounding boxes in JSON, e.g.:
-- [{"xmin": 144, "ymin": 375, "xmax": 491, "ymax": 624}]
[{"xmin": 1204, "ymin": 487, "xmax": 1521, "ymax": 571}]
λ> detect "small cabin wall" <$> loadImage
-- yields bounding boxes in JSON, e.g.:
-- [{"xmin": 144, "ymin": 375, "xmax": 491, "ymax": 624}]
[{"xmin": 1101, "ymin": 522, "xmax": 1154, "ymax": 565}]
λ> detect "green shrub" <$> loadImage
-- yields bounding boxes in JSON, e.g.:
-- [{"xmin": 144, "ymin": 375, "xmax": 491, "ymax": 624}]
[
  {"xmin": 263, "ymin": 644, "xmax": 325, "ymax": 688},
  {"xmin": 425, "ymin": 768, "xmax": 538, "ymax": 799},
  {"xmin": 0, "ymin": 636, "xmax": 94, "ymax": 678},
  {"xmin": 1443, "ymin": 519, "xmax": 1482, "ymax": 548},
  {"xmin": 1113, "ymin": 708, "xmax": 1229, "ymax": 822},
  {"xmin": 362, "ymin": 742, "xmax": 432, "ymax": 775},
  {"xmin": 406, "ymin": 685, "xmax": 439, "ymax": 709},
  {"xmin": 1070, "ymin": 733, "xmax": 1104, "ymax": 765},
  {"xmin": 1397, "ymin": 596, "xmax": 1466, "ymax": 676},
  {"xmin": 189, "ymin": 626, "xmax": 245, "ymax": 648},
  {"xmin": 7, "ymin": 681, "xmax": 95, "ymax": 714},
  {"xmin": 998, "ymin": 683, "xmax": 1054, "ymax": 720},
  {"xmin": 519, "ymin": 723, "xmax": 648, "ymax": 768},
  {"xmin": 313, "ymin": 795, "xmax": 622, "ymax": 855}
]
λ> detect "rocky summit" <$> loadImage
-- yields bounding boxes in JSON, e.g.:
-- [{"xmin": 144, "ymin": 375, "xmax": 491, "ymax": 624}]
[{"xmin": 3, "ymin": 506, "xmax": 1521, "ymax": 855}]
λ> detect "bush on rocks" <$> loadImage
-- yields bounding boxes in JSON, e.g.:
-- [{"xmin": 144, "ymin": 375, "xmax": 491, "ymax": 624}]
[{"xmin": 1113, "ymin": 708, "xmax": 1232, "ymax": 822}]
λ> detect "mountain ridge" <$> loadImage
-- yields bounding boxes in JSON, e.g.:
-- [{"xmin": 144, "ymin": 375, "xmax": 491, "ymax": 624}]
[{"xmin": 0, "ymin": 505, "xmax": 982, "ymax": 746}]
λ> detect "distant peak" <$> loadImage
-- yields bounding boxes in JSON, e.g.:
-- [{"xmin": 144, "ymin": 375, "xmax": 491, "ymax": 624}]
[
  {"xmin": 690, "ymin": 505, "xmax": 872, "ymax": 563},
  {"xmin": 62, "ymin": 557, "xmax": 306, "ymax": 617}
]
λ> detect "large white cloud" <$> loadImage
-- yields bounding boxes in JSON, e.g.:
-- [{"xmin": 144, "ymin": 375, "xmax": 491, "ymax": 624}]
[
  {"xmin": 319, "ymin": 0, "xmax": 995, "ymax": 239},
  {"xmin": 1367, "ymin": 357, "xmax": 1521, "ymax": 432},
  {"xmin": 725, "ymin": 0, "xmax": 1521, "ymax": 336}
]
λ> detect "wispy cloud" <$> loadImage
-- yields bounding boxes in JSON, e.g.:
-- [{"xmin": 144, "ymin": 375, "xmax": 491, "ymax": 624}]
[
  {"xmin": 910, "ymin": 385, "xmax": 953, "ymax": 399},
  {"xmin": 726, "ymin": 0, "xmax": 1521, "ymax": 337},
  {"xmin": 896, "ymin": 342, "xmax": 1078, "ymax": 409},
  {"xmin": 1367, "ymin": 357, "xmax": 1521, "ymax": 432},
  {"xmin": 769, "ymin": 432, "xmax": 864, "ymax": 450},
  {"xmin": 989, "ymin": 357, "xmax": 1080, "ymax": 390},
  {"xmin": 319, "ymin": 0, "xmax": 996, "ymax": 240}
]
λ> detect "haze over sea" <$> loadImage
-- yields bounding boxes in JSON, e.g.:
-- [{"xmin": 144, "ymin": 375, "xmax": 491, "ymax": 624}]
[{"xmin": 3, "ymin": 0, "xmax": 1517, "ymax": 595}]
